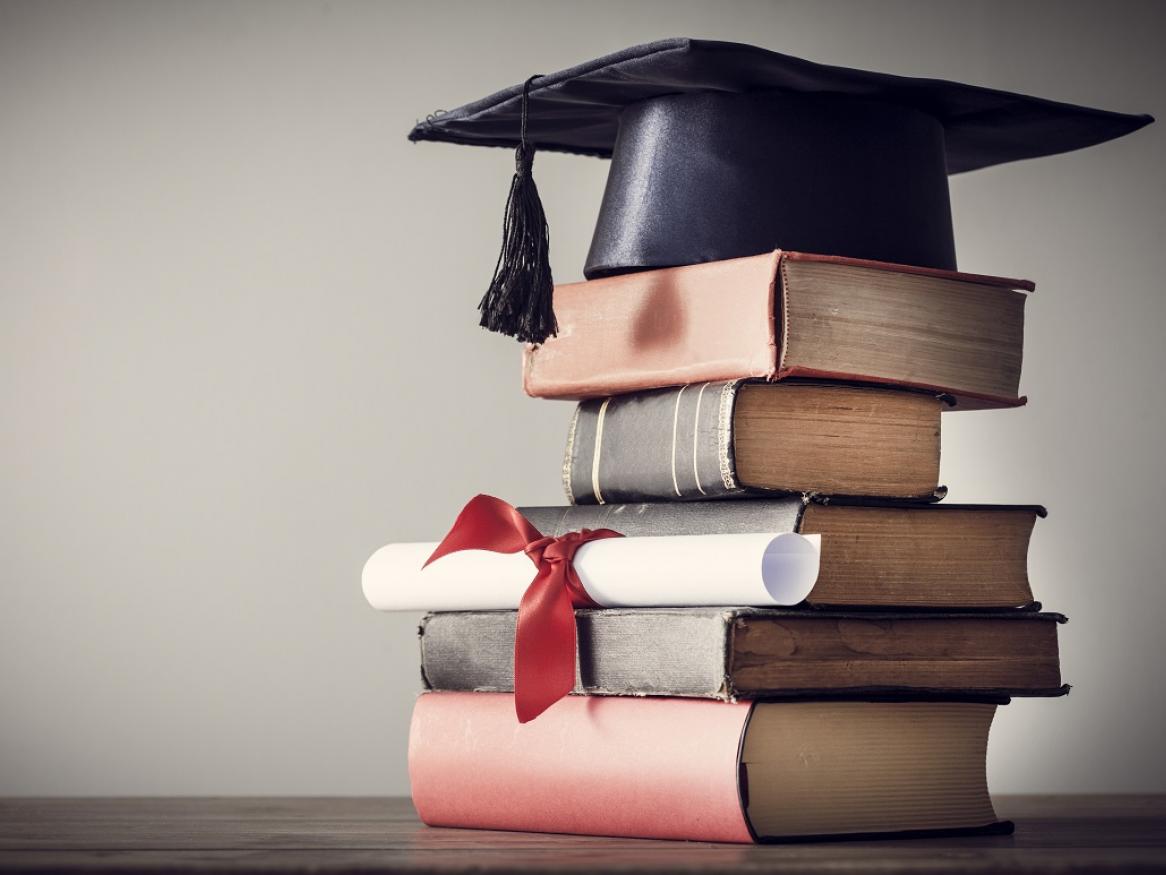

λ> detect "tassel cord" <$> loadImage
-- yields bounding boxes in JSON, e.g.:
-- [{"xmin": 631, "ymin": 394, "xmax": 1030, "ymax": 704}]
[{"xmin": 478, "ymin": 75, "xmax": 557, "ymax": 344}]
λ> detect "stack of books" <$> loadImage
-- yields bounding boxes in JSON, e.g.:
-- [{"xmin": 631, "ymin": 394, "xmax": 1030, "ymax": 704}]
[{"xmin": 364, "ymin": 249, "xmax": 1067, "ymax": 843}]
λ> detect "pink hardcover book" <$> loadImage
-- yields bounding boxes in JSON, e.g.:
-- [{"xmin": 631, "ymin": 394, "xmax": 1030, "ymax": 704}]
[
  {"xmin": 408, "ymin": 692, "xmax": 1008, "ymax": 842},
  {"xmin": 522, "ymin": 251, "xmax": 1033, "ymax": 410}
]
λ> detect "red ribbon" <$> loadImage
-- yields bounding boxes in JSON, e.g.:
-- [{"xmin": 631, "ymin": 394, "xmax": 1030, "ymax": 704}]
[{"xmin": 425, "ymin": 494, "xmax": 622, "ymax": 722}]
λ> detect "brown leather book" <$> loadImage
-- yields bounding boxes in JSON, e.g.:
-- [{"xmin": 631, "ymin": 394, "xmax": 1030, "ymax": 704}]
[{"xmin": 524, "ymin": 251, "xmax": 1033, "ymax": 409}]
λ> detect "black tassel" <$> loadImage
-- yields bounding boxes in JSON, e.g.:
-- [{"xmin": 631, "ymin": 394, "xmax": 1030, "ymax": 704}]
[{"xmin": 479, "ymin": 76, "xmax": 557, "ymax": 345}]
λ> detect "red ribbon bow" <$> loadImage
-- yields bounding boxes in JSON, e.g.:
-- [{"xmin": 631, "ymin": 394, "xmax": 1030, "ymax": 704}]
[{"xmin": 424, "ymin": 494, "xmax": 622, "ymax": 722}]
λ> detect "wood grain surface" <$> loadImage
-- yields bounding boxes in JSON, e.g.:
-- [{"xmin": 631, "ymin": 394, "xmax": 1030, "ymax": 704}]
[{"xmin": 1, "ymin": 795, "xmax": 1164, "ymax": 873}]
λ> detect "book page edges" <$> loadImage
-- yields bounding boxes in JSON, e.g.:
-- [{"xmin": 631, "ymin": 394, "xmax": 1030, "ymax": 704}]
[
  {"xmin": 775, "ymin": 364, "xmax": 1027, "ymax": 411},
  {"xmin": 781, "ymin": 251, "xmax": 1036, "ymax": 293}
]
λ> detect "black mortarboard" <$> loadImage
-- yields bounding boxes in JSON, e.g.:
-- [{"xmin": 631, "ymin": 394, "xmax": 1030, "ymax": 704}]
[{"xmin": 409, "ymin": 38, "xmax": 1152, "ymax": 344}]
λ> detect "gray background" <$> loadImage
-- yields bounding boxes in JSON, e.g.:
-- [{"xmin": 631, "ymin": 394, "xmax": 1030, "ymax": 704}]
[{"xmin": 2, "ymin": 0, "xmax": 1164, "ymax": 795}]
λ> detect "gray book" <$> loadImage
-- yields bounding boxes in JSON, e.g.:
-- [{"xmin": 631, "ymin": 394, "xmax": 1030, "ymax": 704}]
[
  {"xmin": 419, "ymin": 608, "xmax": 1067, "ymax": 701},
  {"xmin": 562, "ymin": 380, "xmax": 946, "ymax": 504}
]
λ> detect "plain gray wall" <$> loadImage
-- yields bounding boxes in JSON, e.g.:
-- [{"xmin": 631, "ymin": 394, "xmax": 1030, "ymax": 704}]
[{"xmin": 2, "ymin": 0, "xmax": 1164, "ymax": 796}]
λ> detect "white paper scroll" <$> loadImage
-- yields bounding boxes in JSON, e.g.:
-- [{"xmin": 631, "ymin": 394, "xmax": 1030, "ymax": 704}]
[{"xmin": 361, "ymin": 532, "xmax": 821, "ymax": 612}]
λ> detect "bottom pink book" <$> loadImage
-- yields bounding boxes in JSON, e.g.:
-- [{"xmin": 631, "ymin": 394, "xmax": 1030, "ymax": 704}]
[{"xmin": 408, "ymin": 692, "xmax": 1010, "ymax": 843}]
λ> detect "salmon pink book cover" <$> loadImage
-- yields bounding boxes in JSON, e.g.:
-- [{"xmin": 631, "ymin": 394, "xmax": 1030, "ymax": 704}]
[{"xmin": 408, "ymin": 692, "xmax": 755, "ymax": 842}]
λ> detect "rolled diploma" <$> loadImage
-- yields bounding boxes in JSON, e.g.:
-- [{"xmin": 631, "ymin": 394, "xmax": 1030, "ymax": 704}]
[{"xmin": 362, "ymin": 532, "xmax": 821, "ymax": 611}]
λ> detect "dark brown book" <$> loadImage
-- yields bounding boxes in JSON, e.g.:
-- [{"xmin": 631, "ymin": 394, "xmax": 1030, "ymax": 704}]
[
  {"xmin": 419, "ymin": 608, "xmax": 1066, "ymax": 701},
  {"xmin": 521, "ymin": 499, "xmax": 1043, "ymax": 609},
  {"xmin": 564, "ymin": 381, "xmax": 943, "ymax": 503}
]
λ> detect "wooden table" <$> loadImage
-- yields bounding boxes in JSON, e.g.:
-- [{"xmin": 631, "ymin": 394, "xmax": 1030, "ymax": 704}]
[{"xmin": 1, "ymin": 796, "xmax": 1164, "ymax": 873}]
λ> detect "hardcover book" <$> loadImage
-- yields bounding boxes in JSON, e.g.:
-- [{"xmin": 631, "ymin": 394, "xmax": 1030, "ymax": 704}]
[
  {"xmin": 563, "ymin": 381, "xmax": 943, "ymax": 503},
  {"xmin": 419, "ymin": 608, "xmax": 1067, "ymax": 700},
  {"xmin": 524, "ymin": 250, "xmax": 1031, "ymax": 409},
  {"xmin": 409, "ymin": 692, "xmax": 1012, "ymax": 842},
  {"xmin": 520, "ymin": 499, "xmax": 1044, "ymax": 609}
]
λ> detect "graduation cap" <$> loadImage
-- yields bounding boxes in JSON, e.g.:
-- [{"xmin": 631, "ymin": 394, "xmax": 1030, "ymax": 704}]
[{"xmin": 409, "ymin": 38, "xmax": 1152, "ymax": 344}]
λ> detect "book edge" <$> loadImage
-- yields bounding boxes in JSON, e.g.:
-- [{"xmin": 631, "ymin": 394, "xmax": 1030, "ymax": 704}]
[{"xmin": 781, "ymin": 250, "xmax": 1036, "ymax": 293}]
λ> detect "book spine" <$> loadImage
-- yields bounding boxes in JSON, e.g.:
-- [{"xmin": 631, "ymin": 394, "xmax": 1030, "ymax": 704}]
[
  {"xmin": 409, "ymin": 692, "xmax": 754, "ymax": 842},
  {"xmin": 420, "ymin": 609, "xmax": 735, "ymax": 699},
  {"xmin": 564, "ymin": 381, "xmax": 745, "ymax": 505},
  {"xmin": 523, "ymin": 251, "xmax": 780, "ymax": 399},
  {"xmin": 518, "ymin": 497, "xmax": 804, "ymax": 537}
]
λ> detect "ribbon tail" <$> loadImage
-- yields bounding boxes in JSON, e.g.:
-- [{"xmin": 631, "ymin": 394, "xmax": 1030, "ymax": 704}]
[{"xmin": 513, "ymin": 564, "xmax": 578, "ymax": 723}]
